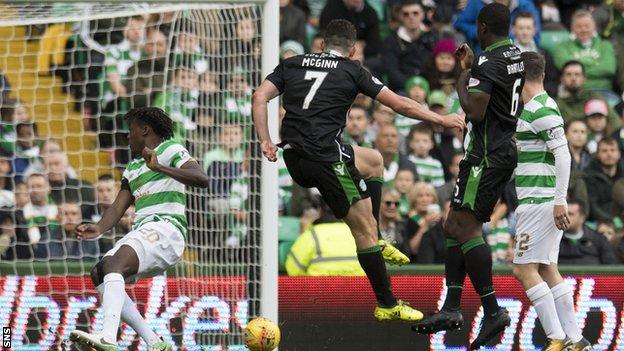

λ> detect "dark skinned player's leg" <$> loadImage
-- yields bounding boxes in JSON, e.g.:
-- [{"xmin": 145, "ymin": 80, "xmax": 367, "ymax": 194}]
[
  {"xmin": 440, "ymin": 209, "xmax": 470, "ymax": 312},
  {"xmin": 88, "ymin": 245, "xmax": 160, "ymax": 346},
  {"xmin": 448, "ymin": 210, "xmax": 499, "ymax": 315}
]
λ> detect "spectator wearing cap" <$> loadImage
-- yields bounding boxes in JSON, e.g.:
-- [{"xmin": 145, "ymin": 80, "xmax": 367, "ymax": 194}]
[
  {"xmin": 381, "ymin": 0, "xmax": 436, "ymax": 91},
  {"xmin": 280, "ymin": 0, "xmax": 307, "ymax": 46},
  {"xmin": 395, "ymin": 76, "xmax": 429, "ymax": 138},
  {"xmin": 585, "ymin": 137, "xmax": 623, "ymax": 221},
  {"xmin": 559, "ymin": 200, "xmax": 618, "ymax": 265},
  {"xmin": 423, "ymin": 39, "xmax": 462, "ymax": 98},
  {"xmin": 553, "ymin": 10, "xmax": 618, "ymax": 97},
  {"xmin": 454, "ymin": 0, "xmax": 541, "ymax": 51},
  {"xmin": 511, "ymin": 12, "xmax": 559, "ymax": 96},
  {"xmin": 280, "ymin": 40, "xmax": 305, "ymax": 60},
  {"xmin": 319, "ymin": 0, "xmax": 382, "ymax": 58},
  {"xmin": 555, "ymin": 61, "xmax": 621, "ymax": 129},
  {"xmin": 584, "ymin": 99, "xmax": 612, "ymax": 154}
]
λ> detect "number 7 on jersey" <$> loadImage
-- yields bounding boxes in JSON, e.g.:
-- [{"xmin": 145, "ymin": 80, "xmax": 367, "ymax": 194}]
[{"xmin": 302, "ymin": 70, "xmax": 328, "ymax": 109}]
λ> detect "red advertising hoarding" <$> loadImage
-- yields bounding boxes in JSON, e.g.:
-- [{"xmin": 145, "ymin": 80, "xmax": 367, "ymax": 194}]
[{"xmin": 0, "ymin": 274, "xmax": 623, "ymax": 350}]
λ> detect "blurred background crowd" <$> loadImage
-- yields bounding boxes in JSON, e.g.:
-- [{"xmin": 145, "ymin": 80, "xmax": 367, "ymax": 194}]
[{"xmin": 0, "ymin": 0, "xmax": 623, "ymax": 275}]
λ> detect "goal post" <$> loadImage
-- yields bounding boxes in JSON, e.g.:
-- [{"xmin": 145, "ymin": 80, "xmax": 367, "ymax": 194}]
[{"xmin": 0, "ymin": 1, "xmax": 279, "ymax": 350}]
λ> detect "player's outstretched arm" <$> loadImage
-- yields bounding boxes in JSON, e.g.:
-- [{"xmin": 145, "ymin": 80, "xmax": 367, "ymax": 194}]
[
  {"xmin": 76, "ymin": 188, "xmax": 134, "ymax": 240},
  {"xmin": 143, "ymin": 148, "xmax": 210, "ymax": 188},
  {"xmin": 375, "ymin": 88, "xmax": 465, "ymax": 130},
  {"xmin": 252, "ymin": 80, "xmax": 282, "ymax": 162}
]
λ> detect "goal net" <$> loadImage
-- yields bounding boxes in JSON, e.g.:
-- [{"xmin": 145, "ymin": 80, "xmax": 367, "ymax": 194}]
[{"xmin": 0, "ymin": 2, "xmax": 278, "ymax": 350}]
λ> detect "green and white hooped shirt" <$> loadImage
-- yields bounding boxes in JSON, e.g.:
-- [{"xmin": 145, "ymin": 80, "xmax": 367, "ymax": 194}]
[{"xmin": 123, "ymin": 139, "xmax": 193, "ymax": 237}]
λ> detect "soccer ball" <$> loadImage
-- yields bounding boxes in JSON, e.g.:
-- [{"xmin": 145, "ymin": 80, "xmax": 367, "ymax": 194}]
[{"xmin": 244, "ymin": 317, "xmax": 281, "ymax": 351}]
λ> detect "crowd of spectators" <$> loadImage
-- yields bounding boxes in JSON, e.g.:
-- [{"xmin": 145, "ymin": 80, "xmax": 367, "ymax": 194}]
[{"xmin": 1, "ymin": 1, "xmax": 624, "ymax": 269}]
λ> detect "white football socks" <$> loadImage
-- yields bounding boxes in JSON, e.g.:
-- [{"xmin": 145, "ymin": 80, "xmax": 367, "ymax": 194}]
[
  {"xmin": 551, "ymin": 281, "xmax": 583, "ymax": 343},
  {"xmin": 97, "ymin": 281, "xmax": 160, "ymax": 347},
  {"xmin": 100, "ymin": 273, "xmax": 125, "ymax": 344},
  {"xmin": 527, "ymin": 282, "xmax": 565, "ymax": 340}
]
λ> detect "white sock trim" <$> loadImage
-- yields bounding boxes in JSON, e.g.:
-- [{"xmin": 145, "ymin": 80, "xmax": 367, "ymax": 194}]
[
  {"xmin": 526, "ymin": 282, "xmax": 551, "ymax": 302},
  {"xmin": 551, "ymin": 281, "xmax": 572, "ymax": 300},
  {"xmin": 103, "ymin": 272, "xmax": 124, "ymax": 284}
]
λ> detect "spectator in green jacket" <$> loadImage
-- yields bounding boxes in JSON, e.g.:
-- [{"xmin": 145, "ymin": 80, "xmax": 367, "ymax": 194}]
[
  {"xmin": 555, "ymin": 60, "xmax": 621, "ymax": 129},
  {"xmin": 553, "ymin": 10, "xmax": 617, "ymax": 94}
]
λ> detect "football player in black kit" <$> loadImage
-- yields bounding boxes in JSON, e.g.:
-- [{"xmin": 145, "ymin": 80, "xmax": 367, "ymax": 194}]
[
  {"xmin": 252, "ymin": 19, "xmax": 465, "ymax": 322},
  {"xmin": 413, "ymin": 3, "xmax": 525, "ymax": 349}
]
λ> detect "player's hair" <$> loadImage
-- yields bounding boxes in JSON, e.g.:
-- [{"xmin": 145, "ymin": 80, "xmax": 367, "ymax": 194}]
[
  {"xmin": 562, "ymin": 60, "xmax": 585, "ymax": 75},
  {"xmin": 477, "ymin": 3, "xmax": 511, "ymax": 37},
  {"xmin": 513, "ymin": 11, "xmax": 535, "ymax": 25},
  {"xmin": 521, "ymin": 51, "xmax": 545, "ymax": 82},
  {"xmin": 323, "ymin": 19, "xmax": 357, "ymax": 52},
  {"xmin": 400, "ymin": 0, "xmax": 423, "ymax": 10},
  {"xmin": 97, "ymin": 174, "xmax": 115, "ymax": 182},
  {"xmin": 597, "ymin": 136, "xmax": 619, "ymax": 150},
  {"xmin": 124, "ymin": 107, "xmax": 174, "ymax": 140}
]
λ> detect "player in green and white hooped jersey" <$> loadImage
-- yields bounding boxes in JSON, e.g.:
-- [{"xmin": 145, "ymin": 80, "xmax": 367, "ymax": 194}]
[
  {"xmin": 70, "ymin": 107, "xmax": 209, "ymax": 351},
  {"xmin": 512, "ymin": 52, "xmax": 589, "ymax": 351}
]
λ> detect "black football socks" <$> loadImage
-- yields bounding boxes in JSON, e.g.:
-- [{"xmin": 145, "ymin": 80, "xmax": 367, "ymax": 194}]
[
  {"xmin": 441, "ymin": 239, "xmax": 466, "ymax": 312},
  {"xmin": 357, "ymin": 245, "xmax": 397, "ymax": 307},
  {"xmin": 462, "ymin": 237, "xmax": 499, "ymax": 315},
  {"xmin": 365, "ymin": 177, "xmax": 383, "ymax": 239}
]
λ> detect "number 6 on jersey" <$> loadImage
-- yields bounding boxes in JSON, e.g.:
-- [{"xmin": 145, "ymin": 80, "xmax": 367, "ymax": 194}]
[{"xmin": 302, "ymin": 70, "xmax": 328, "ymax": 109}]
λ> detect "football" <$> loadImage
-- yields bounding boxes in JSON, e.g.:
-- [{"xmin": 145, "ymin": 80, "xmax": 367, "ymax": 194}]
[{"xmin": 244, "ymin": 317, "xmax": 281, "ymax": 351}]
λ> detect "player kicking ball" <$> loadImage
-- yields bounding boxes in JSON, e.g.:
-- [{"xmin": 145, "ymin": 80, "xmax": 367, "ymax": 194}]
[
  {"xmin": 413, "ymin": 3, "xmax": 523, "ymax": 349},
  {"xmin": 69, "ymin": 107, "xmax": 210, "ymax": 351},
  {"xmin": 253, "ymin": 19, "xmax": 464, "ymax": 322},
  {"xmin": 511, "ymin": 52, "xmax": 591, "ymax": 351}
]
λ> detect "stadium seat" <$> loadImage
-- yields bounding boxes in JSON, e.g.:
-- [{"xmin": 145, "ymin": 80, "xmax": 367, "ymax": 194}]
[
  {"xmin": 279, "ymin": 216, "xmax": 300, "ymax": 241},
  {"xmin": 540, "ymin": 30, "xmax": 570, "ymax": 56}
]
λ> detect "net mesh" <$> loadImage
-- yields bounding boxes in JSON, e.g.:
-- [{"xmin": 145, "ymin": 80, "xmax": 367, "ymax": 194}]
[{"xmin": 0, "ymin": 3, "xmax": 266, "ymax": 350}]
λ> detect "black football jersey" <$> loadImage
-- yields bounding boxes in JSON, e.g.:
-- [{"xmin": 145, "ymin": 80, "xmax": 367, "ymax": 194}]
[
  {"xmin": 465, "ymin": 38, "xmax": 525, "ymax": 168},
  {"xmin": 266, "ymin": 52, "xmax": 385, "ymax": 161}
]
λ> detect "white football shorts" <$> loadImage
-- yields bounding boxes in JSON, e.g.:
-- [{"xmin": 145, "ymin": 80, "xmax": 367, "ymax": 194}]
[
  {"xmin": 104, "ymin": 218, "xmax": 185, "ymax": 279},
  {"xmin": 513, "ymin": 202, "xmax": 563, "ymax": 265}
]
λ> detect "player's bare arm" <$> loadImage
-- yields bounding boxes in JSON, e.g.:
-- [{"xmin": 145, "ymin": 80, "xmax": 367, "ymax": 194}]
[
  {"xmin": 375, "ymin": 88, "xmax": 465, "ymax": 130},
  {"xmin": 142, "ymin": 147, "xmax": 209, "ymax": 188},
  {"xmin": 455, "ymin": 43, "xmax": 491, "ymax": 123},
  {"xmin": 252, "ymin": 79, "xmax": 281, "ymax": 162},
  {"xmin": 76, "ymin": 188, "xmax": 134, "ymax": 240},
  {"xmin": 456, "ymin": 68, "xmax": 490, "ymax": 123}
]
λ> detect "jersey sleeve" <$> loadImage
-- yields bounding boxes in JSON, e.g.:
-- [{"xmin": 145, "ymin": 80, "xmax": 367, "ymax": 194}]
[
  {"xmin": 531, "ymin": 107, "xmax": 567, "ymax": 149},
  {"xmin": 468, "ymin": 57, "xmax": 494, "ymax": 95},
  {"xmin": 265, "ymin": 61, "xmax": 285, "ymax": 93},
  {"xmin": 356, "ymin": 65, "xmax": 385, "ymax": 99},
  {"xmin": 166, "ymin": 143, "xmax": 194, "ymax": 168}
]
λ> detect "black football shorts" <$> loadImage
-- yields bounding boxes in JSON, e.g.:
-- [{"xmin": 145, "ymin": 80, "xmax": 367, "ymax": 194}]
[
  {"xmin": 282, "ymin": 144, "xmax": 370, "ymax": 218},
  {"xmin": 451, "ymin": 160, "xmax": 514, "ymax": 222}
]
